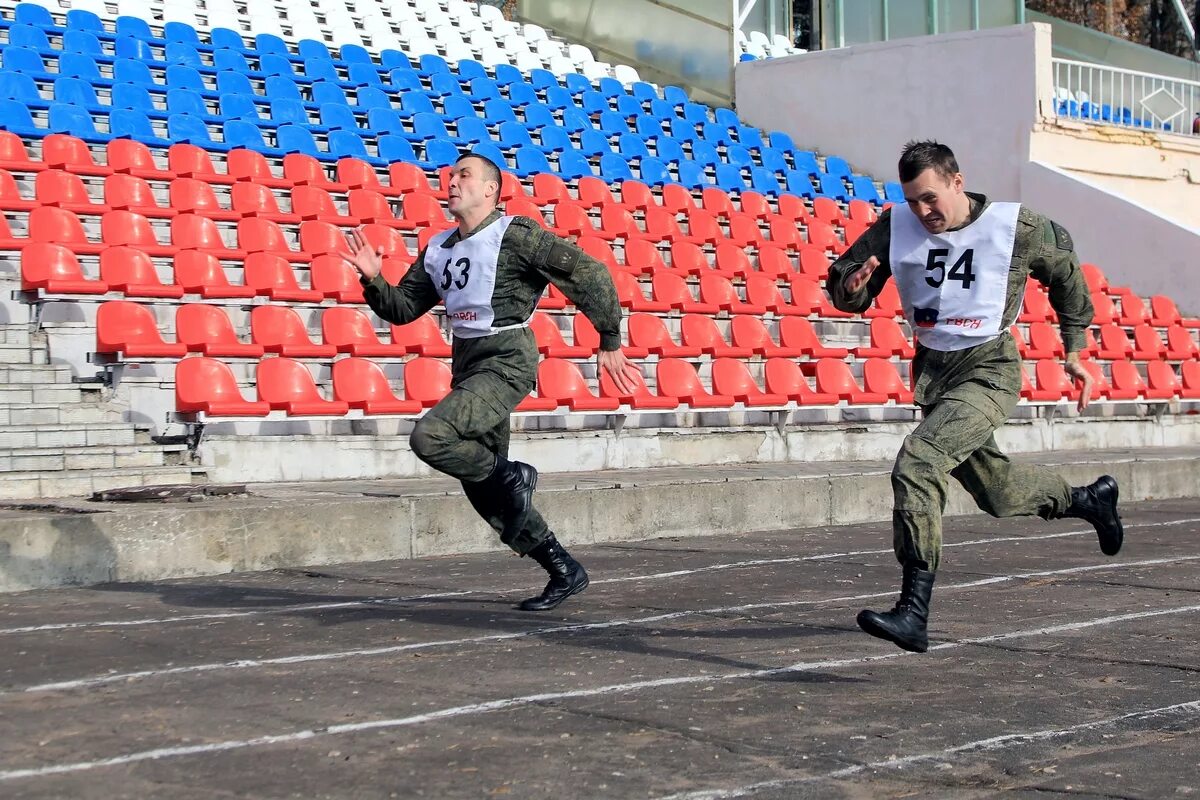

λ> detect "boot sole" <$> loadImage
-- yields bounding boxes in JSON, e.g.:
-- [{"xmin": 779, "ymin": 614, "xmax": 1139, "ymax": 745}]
[
  {"xmin": 856, "ymin": 613, "xmax": 928, "ymax": 653},
  {"xmin": 519, "ymin": 574, "xmax": 589, "ymax": 612}
]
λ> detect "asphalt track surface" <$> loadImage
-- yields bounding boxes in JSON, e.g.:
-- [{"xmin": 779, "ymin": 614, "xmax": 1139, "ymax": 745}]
[{"xmin": 2, "ymin": 499, "xmax": 1199, "ymax": 799}]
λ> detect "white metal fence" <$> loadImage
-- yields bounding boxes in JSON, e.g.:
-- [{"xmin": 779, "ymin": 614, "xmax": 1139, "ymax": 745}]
[{"xmin": 1052, "ymin": 58, "xmax": 1200, "ymax": 135}]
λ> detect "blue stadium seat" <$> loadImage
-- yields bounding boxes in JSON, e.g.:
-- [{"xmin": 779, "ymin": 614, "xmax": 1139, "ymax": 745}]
[
  {"xmin": 380, "ymin": 50, "xmax": 413, "ymax": 71},
  {"xmin": 277, "ymin": 124, "xmax": 321, "ymax": 157},
  {"xmin": 883, "ymin": 181, "xmax": 904, "ymax": 204},
  {"xmin": 725, "ymin": 144, "xmax": 755, "ymax": 170},
  {"xmin": 400, "ymin": 93, "xmax": 436, "ymax": 115},
  {"xmin": 114, "ymin": 37, "xmax": 158, "ymax": 63},
  {"xmin": 60, "ymin": 53, "xmax": 105, "ymax": 83},
  {"xmin": 597, "ymin": 76, "xmax": 624, "ymax": 99},
  {"xmin": 467, "ymin": 76, "xmax": 501, "ymax": 103},
  {"xmin": 714, "ymin": 107, "xmax": 740, "ymax": 129},
  {"xmin": 515, "ymin": 147, "xmax": 551, "ymax": 177},
  {"xmin": 663, "ymin": 86, "xmax": 688, "ymax": 107},
  {"xmin": 15, "ymin": 4, "xmax": 57, "ymax": 28},
  {"xmin": 818, "ymin": 172, "xmax": 850, "ymax": 200},
  {"xmin": 483, "ymin": 98, "xmax": 518, "ymax": 125},
  {"xmin": 50, "ymin": 104, "xmax": 108, "ymax": 142},
  {"xmin": 669, "ymin": 117, "xmax": 699, "ymax": 144},
  {"xmin": 110, "ymin": 108, "xmax": 171, "ymax": 146},
  {"xmin": 167, "ymin": 88, "xmax": 210, "ymax": 119},
  {"xmin": 53, "ymin": 76, "xmax": 103, "ymax": 111},
  {"xmin": 472, "ymin": 142, "xmax": 508, "ymax": 170},
  {"xmin": 441, "ymin": 95, "xmax": 477, "ymax": 121},
  {"xmin": 169, "ymin": 113, "xmax": 226, "ymax": 150},
  {"xmin": 616, "ymin": 95, "xmax": 642, "ymax": 117},
  {"xmin": 342, "ymin": 44, "xmax": 374, "ymax": 65},
  {"xmin": 750, "ymin": 166, "xmax": 781, "ymax": 195},
  {"xmin": 635, "ymin": 116, "xmax": 665, "ymax": 140},
  {"xmin": 759, "ymin": 147, "xmax": 789, "ymax": 174},
  {"xmin": 638, "ymin": 157, "xmax": 673, "ymax": 185},
  {"xmin": 311, "ymin": 81, "xmax": 349, "ymax": 106},
  {"xmin": 215, "ymin": 49, "xmax": 255, "ymax": 74},
  {"xmin": 457, "ymin": 59, "xmax": 488, "ymax": 82},
  {"xmin": 768, "ymin": 130, "xmax": 795, "ymax": 151},
  {"xmin": 431, "ymin": 73, "xmax": 465, "ymax": 98},
  {"xmin": 211, "ymin": 28, "xmax": 246, "ymax": 51},
  {"xmin": 682, "ymin": 103, "xmax": 709, "ymax": 125},
  {"xmin": 298, "ymin": 39, "xmax": 332, "ymax": 61},
  {"xmin": 63, "ymin": 30, "xmax": 103, "ymax": 56},
  {"xmin": 115, "ymin": 16, "xmax": 156, "ymax": 42},
  {"xmin": 111, "ymin": 83, "xmax": 157, "ymax": 113},
  {"xmin": 785, "ymin": 169, "xmax": 816, "ymax": 198},
  {"xmin": 736, "ymin": 125, "xmax": 765, "ymax": 150},
  {"xmin": 557, "ymin": 150, "xmax": 594, "ymax": 180},
  {"xmin": 792, "ymin": 150, "xmax": 820, "ymax": 176},
  {"xmin": 498, "ymin": 120, "xmax": 537, "ymax": 150},
  {"xmin": 348, "ymin": 63, "xmax": 384, "ymax": 88},
  {"xmin": 8, "ymin": 25, "xmax": 53, "ymax": 52},
  {"xmin": 495, "ymin": 63, "xmax": 525, "ymax": 88},
  {"xmin": 599, "ymin": 111, "xmax": 630, "ymax": 136},
  {"xmin": 357, "ymin": 87, "xmax": 396, "ymax": 112},
  {"xmin": 224, "ymin": 119, "xmax": 281, "ymax": 155},
  {"xmin": 219, "ymin": 93, "xmax": 261, "ymax": 122},
  {"xmin": 543, "ymin": 85, "xmax": 573, "ymax": 112},
  {"xmin": 714, "ymin": 162, "xmax": 746, "ymax": 193},
  {"xmin": 329, "ymin": 130, "xmax": 380, "ymax": 165},
  {"xmin": 366, "ymin": 107, "xmax": 406, "ymax": 136},
  {"xmin": 113, "ymin": 58, "xmax": 155, "ymax": 86},
  {"xmin": 655, "ymin": 137, "xmax": 685, "ymax": 164},
  {"xmin": 164, "ymin": 21, "xmax": 201, "ymax": 46},
  {"xmin": 824, "ymin": 155, "xmax": 852, "ymax": 178},
  {"xmin": 617, "ymin": 133, "xmax": 650, "ymax": 161},
  {"xmin": 580, "ymin": 91, "xmax": 608, "ymax": 116},
  {"xmin": 3, "ymin": 46, "xmax": 53, "ymax": 80},
  {"xmin": 166, "ymin": 65, "xmax": 207, "ymax": 94},
  {"xmin": 677, "ymin": 160, "xmax": 708, "ymax": 190},
  {"xmin": 561, "ymin": 106, "xmax": 591, "ymax": 135},
  {"xmin": 691, "ymin": 140, "xmax": 720, "ymax": 169},
  {"xmin": 578, "ymin": 128, "xmax": 612, "ymax": 157},
  {"xmin": 600, "ymin": 153, "xmax": 634, "ymax": 182},
  {"xmin": 418, "ymin": 53, "xmax": 450, "ymax": 75},
  {"xmin": 0, "ymin": 72, "xmax": 46, "ymax": 109},
  {"xmin": 522, "ymin": 103, "xmax": 556, "ymax": 131},
  {"xmin": 388, "ymin": 68, "xmax": 424, "ymax": 93},
  {"xmin": 563, "ymin": 73, "xmax": 592, "ymax": 95},
  {"xmin": 538, "ymin": 126, "xmax": 572, "ymax": 153},
  {"xmin": 66, "ymin": 9, "xmax": 105, "ymax": 33},
  {"xmin": 456, "ymin": 116, "xmax": 492, "ymax": 145},
  {"xmin": 413, "ymin": 112, "xmax": 464, "ymax": 145},
  {"xmin": 320, "ymin": 103, "xmax": 363, "ymax": 132},
  {"xmin": 269, "ymin": 98, "xmax": 309, "ymax": 127},
  {"xmin": 378, "ymin": 135, "xmax": 430, "ymax": 169},
  {"xmin": 508, "ymin": 82, "xmax": 539, "ymax": 108},
  {"xmin": 216, "ymin": 71, "xmax": 256, "ymax": 96},
  {"xmin": 528, "ymin": 68, "xmax": 558, "ymax": 92},
  {"xmin": 702, "ymin": 121, "xmax": 736, "ymax": 147},
  {"xmin": 165, "ymin": 42, "xmax": 203, "ymax": 69},
  {"xmin": 631, "ymin": 82, "xmax": 659, "ymax": 105},
  {"xmin": 262, "ymin": 54, "xmax": 299, "ymax": 81},
  {"xmin": 0, "ymin": 98, "xmax": 41, "ymax": 135},
  {"xmin": 850, "ymin": 175, "xmax": 882, "ymax": 203}
]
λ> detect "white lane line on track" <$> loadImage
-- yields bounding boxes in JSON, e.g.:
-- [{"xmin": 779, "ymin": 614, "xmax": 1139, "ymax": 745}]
[
  {"xmin": 9, "ymin": 515, "xmax": 1197, "ymax": 637},
  {"xmin": 657, "ymin": 697, "xmax": 1200, "ymax": 799},
  {"xmin": 1, "ymin": 601, "xmax": 1198, "ymax": 782},
  {"xmin": 12, "ymin": 554, "xmax": 1199, "ymax": 697}
]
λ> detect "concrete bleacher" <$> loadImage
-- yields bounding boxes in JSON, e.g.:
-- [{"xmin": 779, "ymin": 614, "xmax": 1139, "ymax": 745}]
[{"xmin": 0, "ymin": 0, "xmax": 1198, "ymax": 515}]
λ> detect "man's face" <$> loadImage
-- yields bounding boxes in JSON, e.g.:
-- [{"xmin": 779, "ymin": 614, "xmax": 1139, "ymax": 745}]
[
  {"xmin": 446, "ymin": 157, "xmax": 498, "ymax": 220},
  {"xmin": 901, "ymin": 167, "xmax": 966, "ymax": 234}
]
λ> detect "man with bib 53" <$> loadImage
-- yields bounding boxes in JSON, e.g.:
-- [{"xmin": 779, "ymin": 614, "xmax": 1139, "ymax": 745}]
[
  {"xmin": 342, "ymin": 152, "xmax": 640, "ymax": 611},
  {"xmin": 828, "ymin": 141, "xmax": 1124, "ymax": 653}
]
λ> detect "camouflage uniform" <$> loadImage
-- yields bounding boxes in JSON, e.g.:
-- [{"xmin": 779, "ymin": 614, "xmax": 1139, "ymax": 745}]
[
  {"xmin": 828, "ymin": 193, "xmax": 1094, "ymax": 570},
  {"xmin": 362, "ymin": 209, "xmax": 623, "ymax": 555}
]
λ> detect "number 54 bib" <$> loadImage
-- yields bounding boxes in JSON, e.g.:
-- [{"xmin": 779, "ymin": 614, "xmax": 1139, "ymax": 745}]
[
  {"xmin": 423, "ymin": 215, "xmax": 523, "ymax": 339},
  {"xmin": 889, "ymin": 202, "xmax": 1020, "ymax": 352}
]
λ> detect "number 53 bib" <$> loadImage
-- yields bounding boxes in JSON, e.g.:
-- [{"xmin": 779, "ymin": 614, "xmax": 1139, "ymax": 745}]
[
  {"xmin": 423, "ymin": 215, "xmax": 522, "ymax": 339},
  {"xmin": 888, "ymin": 202, "xmax": 1020, "ymax": 352}
]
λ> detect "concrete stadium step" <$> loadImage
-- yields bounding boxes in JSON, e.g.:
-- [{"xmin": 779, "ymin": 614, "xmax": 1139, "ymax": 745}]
[
  {"xmin": 1, "ymin": 445, "xmax": 1195, "ymax": 593},
  {"xmin": 0, "ymin": 385, "xmax": 87, "ymax": 405},
  {"xmin": 0, "ymin": 443, "xmax": 170, "ymax": 473},
  {"xmin": 0, "ymin": 342, "xmax": 46, "ymax": 365},
  {"xmin": 2, "ymin": 402, "xmax": 128, "ymax": 426},
  {"xmin": 0, "ymin": 364, "xmax": 75, "ymax": 383},
  {"xmin": 0, "ymin": 423, "xmax": 141, "ymax": 450},
  {"xmin": 0, "ymin": 464, "xmax": 202, "ymax": 503}
]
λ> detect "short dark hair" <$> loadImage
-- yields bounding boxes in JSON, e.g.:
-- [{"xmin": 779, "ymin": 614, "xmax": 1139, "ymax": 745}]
[
  {"xmin": 898, "ymin": 140, "xmax": 959, "ymax": 183},
  {"xmin": 456, "ymin": 151, "xmax": 502, "ymax": 195}
]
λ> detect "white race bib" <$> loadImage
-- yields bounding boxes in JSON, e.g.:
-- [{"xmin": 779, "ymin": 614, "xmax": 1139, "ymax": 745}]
[
  {"xmin": 889, "ymin": 202, "xmax": 1019, "ymax": 351},
  {"xmin": 423, "ymin": 215, "xmax": 526, "ymax": 339}
]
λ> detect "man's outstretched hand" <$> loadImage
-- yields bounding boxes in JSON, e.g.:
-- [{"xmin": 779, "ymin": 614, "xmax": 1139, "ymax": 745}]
[
  {"xmin": 341, "ymin": 228, "xmax": 384, "ymax": 282},
  {"xmin": 843, "ymin": 255, "xmax": 880, "ymax": 294},
  {"xmin": 598, "ymin": 349, "xmax": 641, "ymax": 395}
]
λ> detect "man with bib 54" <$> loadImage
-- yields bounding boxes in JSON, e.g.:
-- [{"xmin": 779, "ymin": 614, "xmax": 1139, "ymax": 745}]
[
  {"xmin": 828, "ymin": 141, "xmax": 1124, "ymax": 653},
  {"xmin": 342, "ymin": 152, "xmax": 641, "ymax": 611}
]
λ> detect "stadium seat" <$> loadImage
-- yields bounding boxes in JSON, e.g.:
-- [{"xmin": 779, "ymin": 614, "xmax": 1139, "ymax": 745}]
[
  {"xmin": 95, "ymin": 301, "xmax": 188, "ymax": 358},
  {"xmin": 763, "ymin": 358, "xmax": 839, "ymax": 405},
  {"xmin": 99, "ymin": 247, "xmax": 184, "ymax": 299},
  {"xmin": 172, "ymin": 214, "xmax": 248, "ymax": 259},
  {"xmin": 390, "ymin": 315, "xmax": 452, "ymax": 357},
  {"xmin": 34, "ymin": 169, "xmax": 108, "ymax": 215},
  {"xmin": 681, "ymin": 315, "xmax": 754, "ymax": 357},
  {"xmin": 1108, "ymin": 359, "xmax": 1152, "ymax": 400},
  {"xmin": 853, "ymin": 317, "xmax": 914, "ymax": 358},
  {"xmin": 1146, "ymin": 360, "xmax": 1182, "ymax": 400},
  {"xmin": 172, "ymin": 250, "xmax": 255, "ymax": 299},
  {"xmin": 744, "ymin": 273, "xmax": 804, "ymax": 316},
  {"xmin": 402, "ymin": 357, "xmax": 453, "ymax": 407},
  {"xmin": 729, "ymin": 315, "xmax": 802, "ymax": 357},
  {"xmin": 628, "ymin": 313, "xmax": 702, "ymax": 357},
  {"xmin": 815, "ymin": 359, "xmax": 888, "ymax": 404},
  {"xmin": 257, "ymin": 356, "xmax": 350, "ymax": 415},
  {"xmin": 1150, "ymin": 295, "xmax": 1200, "ymax": 329},
  {"xmin": 332, "ymin": 357, "xmax": 422, "ymax": 414},
  {"xmin": 1118, "ymin": 293, "xmax": 1149, "ymax": 326},
  {"xmin": 862, "ymin": 358, "xmax": 913, "ymax": 403},
  {"xmin": 1131, "ymin": 324, "xmax": 1167, "ymax": 360},
  {"xmin": 537, "ymin": 358, "xmax": 619, "ymax": 411},
  {"xmin": 1029, "ymin": 359, "xmax": 1078, "ymax": 403},
  {"xmin": 243, "ymin": 253, "xmax": 323, "ymax": 302},
  {"xmin": 1165, "ymin": 326, "xmax": 1200, "ymax": 360},
  {"xmin": 699, "ymin": 274, "xmax": 767, "ymax": 315},
  {"xmin": 787, "ymin": 276, "xmax": 852, "ymax": 318},
  {"xmin": 175, "ymin": 304, "xmax": 265, "ymax": 358},
  {"xmin": 250, "ymin": 306, "xmax": 336, "ymax": 357},
  {"xmin": 1096, "ymin": 324, "xmax": 1134, "ymax": 360},
  {"xmin": 175, "ymin": 357, "xmax": 271, "ymax": 416},
  {"xmin": 656, "ymin": 358, "xmax": 734, "ymax": 408},
  {"xmin": 863, "ymin": 281, "xmax": 904, "ymax": 319},
  {"xmin": 1181, "ymin": 360, "xmax": 1200, "ymax": 399},
  {"xmin": 239, "ymin": 217, "xmax": 308, "ymax": 262},
  {"xmin": 530, "ymin": 312, "xmax": 592, "ymax": 358},
  {"xmin": 710, "ymin": 358, "xmax": 788, "ymax": 406},
  {"xmin": 1018, "ymin": 284, "xmax": 1056, "ymax": 323},
  {"xmin": 21, "ymin": 243, "xmax": 108, "ymax": 294}
]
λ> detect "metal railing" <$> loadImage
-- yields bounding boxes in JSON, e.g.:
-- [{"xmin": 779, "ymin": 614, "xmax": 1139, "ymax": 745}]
[{"xmin": 1052, "ymin": 58, "xmax": 1200, "ymax": 135}]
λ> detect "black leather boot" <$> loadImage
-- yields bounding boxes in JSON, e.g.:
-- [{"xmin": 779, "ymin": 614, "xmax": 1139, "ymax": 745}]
[
  {"xmin": 1063, "ymin": 475, "xmax": 1123, "ymax": 556},
  {"xmin": 471, "ymin": 456, "xmax": 538, "ymax": 544},
  {"xmin": 856, "ymin": 562, "xmax": 935, "ymax": 653},
  {"xmin": 519, "ymin": 536, "xmax": 589, "ymax": 611}
]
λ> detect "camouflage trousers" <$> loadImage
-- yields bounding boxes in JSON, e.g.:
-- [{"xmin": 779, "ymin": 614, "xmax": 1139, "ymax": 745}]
[
  {"xmin": 891, "ymin": 382, "xmax": 1073, "ymax": 572},
  {"xmin": 408, "ymin": 334, "xmax": 550, "ymax": 556}
]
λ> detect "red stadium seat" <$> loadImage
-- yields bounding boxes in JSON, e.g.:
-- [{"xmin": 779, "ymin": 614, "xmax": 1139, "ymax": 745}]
[
  {"xmin": 1150, "ymin": 295, "xmax": 1200, "ymax": 329},
  {"xmin": 102, "ymin": 210, "xmax": 177, "ymax": 257},
  {"xmin": 577, "ymin": 236, "xmax": 619, "ymax": 271},
  {"xmin": 169, "ymin": 177, "xmax": 239, "ymax": 221},
  {"xmin": 28, "ymin": 206, "xmax": 103, "ymax": 254},
  {"xmin": 173, "ymin": 250, "xmax": 255, "ymax": 298},
  {"xmin": 107, "ymin": 138, "xmax": 172, "ymax": 180},
  {"xmin": 745, "ymin": 273, "xmax": 805, "ymax": 316},
  {"xmin": 1090, "ymin": 291, "xmax": 1116, "ymax": 325},
  {"xmin": 168, "ymin": 143, "xmax": 233, "ymax": 184},
  {"xmin": 104, "ymin": 173, "xmax": 175, "ymax": 218},
  {"xmin": 250, "ymin": 306, "xmax": 336, "ymax": 357},
  {"xmin": 0, "ymin": 130, "xmax": 45, "ymax": 173},
  {"xmin": 576, "ymin": 176, "xmax": 615, "ymax": 209},
  {"xmin": 238, "ymin": 217, "xmax": 308, "ymax": 262},
  {"xmin": 175, "ymin": 357, "xmax": 270, "ymax": 416},
  {"xmin": 387, "ymin": 161, "xmax": 438, "ymax": 197},
  {"xmin": 232, "ymin": 182, "xmax": 301, "ymax": 224},
  {"xmin": 537, "ymin": 358, "xmax": 619, "ymax": 411},
  {"xmin": 283, "ymin": 153, "xmax": 348, "ymax": 192},
  {"xmin": 21, "ymin": 243, "xmax": 108, "ymax": 293},
  {"xmin": 1117, "ymin": 292, "xmax": 1149, "ymax": 326},
  {"xmin": 681, "ymin": 314, "xmax": 754, "ymax": 357},
  {"xmin": 714, "ymin": 243, "xmax": 755, "ymax": 279},
  {"xmin": 729, "ymin": 315, "xmax": 805, "ymax": 357},
  {"xmin": 1165, "ymin": 326, "xmax": 1199, "ymax": 360},
  {"xmin": 243, "ymin": 252, "xmax": 323, "ymax": 302},
  {"xmin": 175, "ymin": 304, "xmax": 264, "ymax": 357},
  {"xmin": 660, "ymin": 184, "xmax": 697, "ymax": 215},
  {"xmin": 332, "ymin": 357, "xmax": 421, "ymax": 414},
  {"xmin": 815, "ymin": 359, "xmax": 888, "ymax": 404},
  {"xmin": 787, "ymin": 275, "xmax": 851, "ymax": 318},
  {"xmin": 347, "ymin": 189, "xmax": 406, "ymax": 228},
  {"xmin": 42, "ymin": 135, "xmax": 112, "ymax": 176},
  {"xmin": 598, "ymin": 363, "xmax": 678, "ymax": 409},
  {"xmin": 530, "ymin": 312, "xmax": 592, "ymax": 358},
  {"xmin": 618, "ymin": 179, "xmax": 656, "ymax": 213},
  {"xmin": 1109, "ymin": 359, "xmax": 1152, "ymax": 400},
  {"xmin": 699, "ymin": 273, "xmax": 767, "ymax": 315},
  {"xmin": 764, "ymin": 357, "xmax": 838, "ymax": 405},
  {"xmin": 1031, "ymin": 359, "xmax": 1078, "ymax": 403},
  {"xmin": 0, "ymin": 169, "xmax": 36, "ymax": 211},
  {"xmin": 290, "ymin": 184, "xmax": 356, "ymax": 226},
  {"xmin": 623, "ymin": 238, "xmax": 667, "ymax": 275},
  {"xmin": 757, "ymin": 245, "xmax": 797, "ymax": 280},
  {"xmin": 403, "ymin": 357, "xmax": 452, "ymax": 407},
  {"xmin": 612, "ymin": 271, "xmax": 670, "ymax": 312},
  {"xmin": 711, "ymin": 358, "xmax": 788, "ymax": 406},
  {"xmin": 35, "ymin": 169, "xmax": 108, "ymax": 214},
  {"xmin": 854, "ymin": 317, "xmax": 914, "ymax": 358},
  {"xmin": 309, "ymin": 254, "xmax": 366, "ymax": 303},
  {"xmin": 390, "ymin": 315, "xmax": 451, "ymax": 357},
  {"xmin": 172, "ymin": 214, "xmax": 248, "ymax": 259},
  {"xmin": 257, "ymin": 357, "xmax": 350, "ymax": 415},
  {"xmin": 862, "ymin": 358, "xmax": 913, "ymax": 403},
  {"xmin": 95, "ymin": 301, "xmax": 187, "ymax": 357},
  {"xmin": 1130, "ymin": 324, "xmax": 1167, "ymax": 360},
  {"xmin": 226, "ymin": 148, "xmax": 291, "ymax": 189},
  {"xmin": 655, "ymin": 358, "xmax": 735, "ymax": 408},
  {"xmin": 1145, "ymin": 360, "xmax": 1181, "ymax": 400},
  {"xmin": 1018, "ymin": 283, "xmax": 1056, "ymax": 323},
  {"xmin": 531, "ymin": 173, "xmax": 571, "ymax": 206},
  {"xmin": 1096, "ymin": 324, "xmax": 1133, "ymax": 360},
  {"xmin": 1180, "ymin": 360, "xmax": 1200, "ymax": 399},
  {"xmin": 669, "ymin": 241, "xmax": 712, "ymax": 277},
  {"xmin": 863, "ymin": 281, "xmax": 903, "ymax": 319},
  {"xmin": 99, "ymin": 246, "xmax": 184, "ymax": 298},
  {"xmin": 629, "ymin": 313, "xmax": 701, "ymax": 357},
  {"xmin": 778, "ymin": 317, "xmax": 849, "ymax": 358}
]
